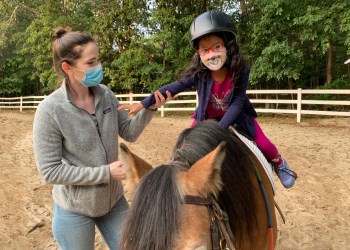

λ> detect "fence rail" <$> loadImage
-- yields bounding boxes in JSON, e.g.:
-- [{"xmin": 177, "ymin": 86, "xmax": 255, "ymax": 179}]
[{"xmin": 1, "ymin": 88, "xmax": 349, "ymax": 123}]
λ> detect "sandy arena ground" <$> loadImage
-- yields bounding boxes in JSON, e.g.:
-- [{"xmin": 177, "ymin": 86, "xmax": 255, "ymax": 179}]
[{"xmin": 0, "ymin": 110, "xmax": 349, "ymax": 250}]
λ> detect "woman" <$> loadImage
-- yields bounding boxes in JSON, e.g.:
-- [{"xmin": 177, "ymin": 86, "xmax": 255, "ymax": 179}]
[{"xmin": 33, "ymin": 27, "xmax": 170, "ymax": 250}]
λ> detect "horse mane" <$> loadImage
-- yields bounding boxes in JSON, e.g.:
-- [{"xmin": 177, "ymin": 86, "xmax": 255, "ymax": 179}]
[
  {"xmin": 173, "ymin": 120, "xmax": 258, "ymax": 246},
  {"xmin": 120, "ymin": 162, "xmax": 187, "ymax": 250}
]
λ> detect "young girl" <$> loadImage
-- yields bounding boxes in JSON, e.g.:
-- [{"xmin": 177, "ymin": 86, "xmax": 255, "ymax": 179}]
[{"xmin": 119, "ymin": 10, "xmax": 297, "ymax": 189}]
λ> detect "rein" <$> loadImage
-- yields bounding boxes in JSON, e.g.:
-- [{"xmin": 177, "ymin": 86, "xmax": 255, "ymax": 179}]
[{"xmin": 183, "ymin": 195, "xmax": 236, "ymax": 250}]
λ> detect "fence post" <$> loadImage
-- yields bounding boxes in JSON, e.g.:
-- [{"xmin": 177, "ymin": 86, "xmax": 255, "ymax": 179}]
[
  {"xmin": 297, "ymin": 88, "xmax": 302, "ymax": 123},
  {"xmin": 20, "ymin": 96, "xmax": 23, "ymax": 112},
  {"xmin": 161, "ymin": 106, "xmax": 164, "ymax": 117},
  {"xmin": 129, "ymin": 92, "xmax": 133, "ymax": 105}
]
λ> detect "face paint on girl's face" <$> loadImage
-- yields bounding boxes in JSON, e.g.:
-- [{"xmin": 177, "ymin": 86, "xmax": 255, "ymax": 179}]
[
  {"xmin": 198, "ymin": 35, "xmax": 227, "ymax": 71},
  {"xmin": 200, "ymin": 48, "xmax": 227, "ymax": 71}
]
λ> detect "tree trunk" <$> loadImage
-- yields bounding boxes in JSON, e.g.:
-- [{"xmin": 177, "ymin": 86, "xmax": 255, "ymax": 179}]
[
  {"xmin": 200, "ymin": 0, "xmax": 208, "ymax": 13},
  {"xmin": 162, "ymin": 42, "xmax": 166, "ymax": 68},
  {"xmin": 287, "ymin": 27, "xmax": 292, "ymax": 89},
  {"xmin": 239, "ymin": 0, "xmax": 249, "ymax": 16},
  {"xmin": 310, "ymin": 51, "xmax": 319, "ymax": 88},
  {"xmin": 325, "ymin": 42, "xmax": 333, "ymax": 85}
]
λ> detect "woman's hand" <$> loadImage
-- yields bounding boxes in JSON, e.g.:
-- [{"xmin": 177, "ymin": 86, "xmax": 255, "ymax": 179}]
[
  {"xmin": 118, "ymin": 103, "xmax": 144, "ymax": 116},
  {"xmin": 109, "ymin": 161, "xmax": 126, "ymax": 180}
]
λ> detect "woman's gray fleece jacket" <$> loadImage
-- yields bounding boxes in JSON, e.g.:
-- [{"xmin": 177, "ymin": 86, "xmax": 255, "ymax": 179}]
[{"xmin": 33, "ymin": 82, "xmax": 155, "ymax": 217}]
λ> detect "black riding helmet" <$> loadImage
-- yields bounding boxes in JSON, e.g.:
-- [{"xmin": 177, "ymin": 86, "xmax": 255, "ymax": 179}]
[{"xmin": 189, "ymin": 10, "xmax": 236, "ymax": 49}]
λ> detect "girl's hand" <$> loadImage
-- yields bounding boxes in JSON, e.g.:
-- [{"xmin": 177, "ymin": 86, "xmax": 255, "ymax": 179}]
[
  {"xmin": 149, "ymin": 90, "xmax": 176, "ymax": 110},
  {"xmin": 109, "ymin": 161, "xmax": 126, "ymax": 180},
  {"xmin": 118, "ymin": 103, "xmax": 144, "ymax": 116}
]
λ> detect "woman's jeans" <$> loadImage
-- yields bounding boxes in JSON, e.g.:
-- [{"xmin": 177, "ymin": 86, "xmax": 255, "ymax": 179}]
[{"xmin": 52, "ymin": 196, "xmax": 129, "ymax": 250}]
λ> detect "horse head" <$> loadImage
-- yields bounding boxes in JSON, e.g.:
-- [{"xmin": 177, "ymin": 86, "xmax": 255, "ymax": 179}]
[
  {"xmin": 119, "ymin": 141, "xmax": 227, "ymax": 250},
  {"xmin": 120, "ymin": 120, "xmax": 277, "ymax": 250}
]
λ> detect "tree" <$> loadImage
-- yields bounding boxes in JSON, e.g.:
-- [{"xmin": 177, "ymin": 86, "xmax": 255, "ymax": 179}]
[
  {"xmin": 19, "ymin": 0, "xmax": 96, "ymax": 94},
  {"xmin": 1, "ymin": 0, "xmax": 349, "ymax": 96},
  {"xmin": 0, "ymin": 0, "xmax": 42, "ymax": 95},
  {"xmin": 240, "ymin": 0, "xmax": 306, "ymax": 88},
  {"xmin": 294, "ymin": 1, "xmax": 350, "ymax": 85},
  {"xmin": 91, "ymin": 0, "xmax": 150, "ymax": 92}
]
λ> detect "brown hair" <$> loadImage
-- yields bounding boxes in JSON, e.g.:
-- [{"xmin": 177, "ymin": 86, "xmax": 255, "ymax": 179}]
[{"xmin": 52, "ymin": 27, "xmax": 95, "ymax": 79}]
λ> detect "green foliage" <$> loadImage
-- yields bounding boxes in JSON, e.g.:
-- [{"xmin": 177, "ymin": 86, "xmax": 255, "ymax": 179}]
[
  {"xmin": 304, "ymin": 78, "xmax": 350, "ymax": 110},
  {"xmin": 19, "ymin": 0, "xmax": 96, "ymax": 93},
  {"xmin": 91, "ymin": 0, "xmax": 151, "ymax": 92},
  {"xmin": 0, "ymin": 58, "xmax": 24, "ymax": 95},
  {"xmin": 250, "ymin": 42, "xmax": 302, "ymax": 84},
  {"xmin": 293, "ymin": 2, "xmax": 348, "ymax": 53},
  {"xmin": 317, "ymin": 78, "xmax": 350, "ymax": 91},
  {"xmin": 243, "ymin": 0, "xmax": 350, "ymax": 88},
  {"xmin": 0, "ymin": 0, "xmax": 349, "ymax": 96},
  {"xmin": 0, "ymin": 0, "xmax": 43, "ymax": 95}
]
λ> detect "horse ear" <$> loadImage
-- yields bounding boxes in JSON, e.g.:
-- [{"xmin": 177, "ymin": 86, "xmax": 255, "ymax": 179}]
[
  {"xmin": 179, "ymin": 142, "xmax": 226, "ymax": 198},
  {"xmin": 119, "ymin": 143, "xmax": 153, "ymax": 193}
]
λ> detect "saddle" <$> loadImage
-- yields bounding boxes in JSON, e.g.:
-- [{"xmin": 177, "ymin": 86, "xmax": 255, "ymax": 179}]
[
  {"xmin": 229, "ymin": 126, "xmax": 286, "ymax": 224},
  {"xmin": 228, "ymin": 126, "xmax": 276, "ymax": 193}
]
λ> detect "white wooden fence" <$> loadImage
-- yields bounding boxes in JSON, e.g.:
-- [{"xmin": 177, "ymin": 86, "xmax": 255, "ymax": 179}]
[{"xmin": 0, "ymin": 88, "xmax": 349, "ymax": 123}]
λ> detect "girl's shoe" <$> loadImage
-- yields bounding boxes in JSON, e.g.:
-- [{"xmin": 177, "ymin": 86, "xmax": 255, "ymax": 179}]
[{"xmin": 274, "ymin": 160, "xmax": 297, "ymax": 189}]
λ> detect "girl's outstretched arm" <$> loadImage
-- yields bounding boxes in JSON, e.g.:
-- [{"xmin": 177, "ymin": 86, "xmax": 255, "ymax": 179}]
[{"xmin": 118, "ymin": 90, "xmax": 174, "ymax": 115}]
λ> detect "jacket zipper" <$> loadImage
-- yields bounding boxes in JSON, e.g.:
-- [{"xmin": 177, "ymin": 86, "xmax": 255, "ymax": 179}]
[{"xmin": 91, "ymin": 111, "xmax": 112, "ymax": 211}]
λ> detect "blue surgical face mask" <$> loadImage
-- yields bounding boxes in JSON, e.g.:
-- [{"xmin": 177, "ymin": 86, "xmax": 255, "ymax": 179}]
[{"xmin": 74, "ymin": 63, "xmax": 104, "ymax": 87}]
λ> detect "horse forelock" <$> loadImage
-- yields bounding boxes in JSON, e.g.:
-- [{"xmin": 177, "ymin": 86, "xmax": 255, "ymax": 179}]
[
  {"xmin": 173, "ymin": 120, "xmax": 259, "ymax": 245},
  {"xmin": 120, "ymin": 164, "xmax": 184, "ymax": 250}
]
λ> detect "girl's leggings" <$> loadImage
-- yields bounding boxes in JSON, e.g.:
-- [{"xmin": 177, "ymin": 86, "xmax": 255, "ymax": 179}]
[{"xmin": 252, "ymin": 117, "xmax": 280, "ymax": 161}]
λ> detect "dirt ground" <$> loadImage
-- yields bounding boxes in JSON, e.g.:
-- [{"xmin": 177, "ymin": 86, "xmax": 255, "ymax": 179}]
[{"xmin": 0, "ymin": 110, "xmax": 349, "ymax": 250}]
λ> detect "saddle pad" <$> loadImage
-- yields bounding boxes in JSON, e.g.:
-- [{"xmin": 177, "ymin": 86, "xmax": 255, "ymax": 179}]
[{"xmin": 228, "ymin": 126, "xmax": 276, "ymax": 193}]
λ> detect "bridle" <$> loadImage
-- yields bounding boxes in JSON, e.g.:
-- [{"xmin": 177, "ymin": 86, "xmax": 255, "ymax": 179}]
[{"xmin": 183, "ymin": 195, "xmax": 236, "ymax": 250}]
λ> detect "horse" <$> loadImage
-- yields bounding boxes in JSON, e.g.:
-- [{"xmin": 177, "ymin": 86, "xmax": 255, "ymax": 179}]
[{"xmin": 119, "ymin": 120, "xmax": 277, "ymax": 250}]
